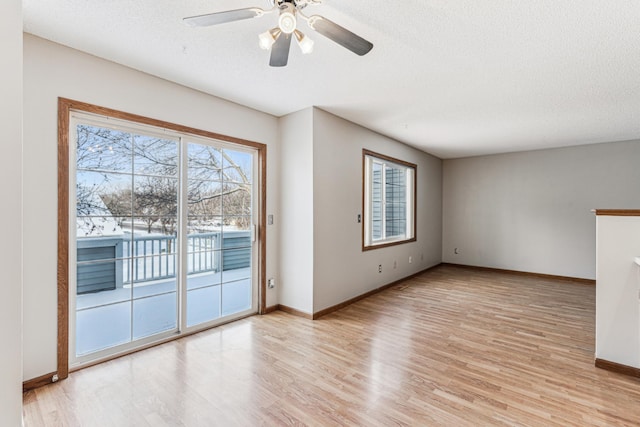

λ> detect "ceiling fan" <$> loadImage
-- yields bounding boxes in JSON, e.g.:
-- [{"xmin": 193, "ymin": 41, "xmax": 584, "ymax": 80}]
[{"xmin": 183, "ymin": 0, "xmax": 373, "ymax": 67}]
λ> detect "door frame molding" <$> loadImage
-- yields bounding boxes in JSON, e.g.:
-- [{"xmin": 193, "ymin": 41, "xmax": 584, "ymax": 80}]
[{"xmin": 56, "ymin": 97, "xmax": 267, "ymax": 381}]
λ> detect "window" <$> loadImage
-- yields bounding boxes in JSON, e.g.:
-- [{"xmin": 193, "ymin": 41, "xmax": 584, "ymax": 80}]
[
  {"xmin": 363, "ymin": 150, "xmax": 416, "ymax": 249},
  {"xmin": 70, "ymin": 115, "xmax": 259, "ymax": 365},
  {"xmin": 58, "ymin": 98, "xmax": 266, "ymax": 376}
]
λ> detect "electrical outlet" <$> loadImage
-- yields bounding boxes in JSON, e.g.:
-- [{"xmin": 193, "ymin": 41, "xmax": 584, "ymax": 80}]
[
  {"xmin": 268, "ymin": 278, "xmax": 275, "ymax": 288},
  {"xmin": 409, "ymin": 256, "xmax": 412, "ymax": 264},
  {"xmin": 268, "ymin": 215, "xmax": 274, "ymax": 225},
  {"xmin": 378, "ymin": 264, "xmax": 382, "ymax": 273}
]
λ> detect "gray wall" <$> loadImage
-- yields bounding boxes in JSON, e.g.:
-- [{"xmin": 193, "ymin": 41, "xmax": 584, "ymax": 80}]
[
  {"xmin": 443, "ymin": 140, "xmax": 640, "ymax": 279},
  {"xmin": 312, "ymin": 109, "xmax": 442, "ymax": 313},
  {"xmin": 278, "ymin": 108, "xmax": 443, "ymax": 314},
  {"xmin": 0, "ymin": 0, "xmax": 23, "ymax": 423}
]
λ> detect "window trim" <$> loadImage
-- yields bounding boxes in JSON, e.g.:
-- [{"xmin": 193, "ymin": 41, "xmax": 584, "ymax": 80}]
[
  {"xmin": 362, "ymin": 149, "xmax": 417, "ymax": 251},
  {"xmin": 57, "ymin": 98, "xmax": 267, "ymax": 380}
]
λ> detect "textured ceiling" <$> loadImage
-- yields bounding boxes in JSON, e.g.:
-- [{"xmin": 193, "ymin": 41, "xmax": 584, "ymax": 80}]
[{"xmin": 23, "ymin": 0, "xmax": 640, "ymax": 158}]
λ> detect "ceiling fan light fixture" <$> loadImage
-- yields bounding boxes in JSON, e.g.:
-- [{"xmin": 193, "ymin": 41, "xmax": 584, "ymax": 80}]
[
  {"xmin": 278, "ymin": 3, "xmax": 297, "ymax": 34},
  {"xmin": 294, "ymin": 30, "xmax": 314, "ymax": 54},
  {"xmin": 183, "ymin": 1, "xmax": 374, "ymax": 67},
  {"xmin": 258, "ymin": 28, "xmax": 280, "ymax": 50}
]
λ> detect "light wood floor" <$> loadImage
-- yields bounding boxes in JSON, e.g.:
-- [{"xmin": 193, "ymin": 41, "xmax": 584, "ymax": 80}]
[{"xmin": 23, "ymin": 265, "xmax": 640, "ymax": 426}]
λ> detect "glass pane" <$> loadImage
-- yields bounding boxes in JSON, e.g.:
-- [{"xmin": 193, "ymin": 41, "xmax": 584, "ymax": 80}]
[
  {"xmin": 188, "ymin": 144, "xmax": 223, "ymax": 181},
  {"xmin": 372, "ymin": 218, "xmax": 383, "ymax": 240},
  {"xmin": 187, "ymin": 217, "xmax": 222, "ymax": 288},
  {"xmin": 220, "ymin": 225, "xmax": 251, "ymax": 312},
  {"xmin": 221, "ymin": 221, "xmax": 251, "ymax": 274},
  {"xmin": 187, "ymin": 267, "xmax": 222, "ymax": 291},
  {"xmin": 371, "ymin": 196, "xmax": 383, "ymax": 241},
  {"xmin": 222, "ymin": 227, "xmax": 251, "ymax": 250},
  {"xmin": 133, "ymin": 292, "xmax": 177, "ymax": 340},
  {"xmin": 77, "ymin": 233, "xmax": 125, "ymax": 259},
  {"xmin": 132, "ymin": 276, "xmax": 177, "ymax": 299},
  {"xmin": 76, "ymin": 244, "xmax": 126, "ymax": 297},
  {"xmin": 385, "ymin": 166, "xmax": 406, "ymax": 204},
  {"xmin": 188, "ymin": 215, "xmax": 222, "ymax": 234},
  {"xmin": 185, "ymin": 212, "xmax": 222, "ymax": 334},
  {"xmin": 133, "ymin": 135, "xmax": 178, "ymax": 177},
  {"xmin": 186, "ymin": 285, "xmax": 221, "ymax": 327},
  {"xmin": 76, "ymin": 124, "xmax": 131, "ymax": 173},
  {"xmin": 133, "ymin": 176, "xmax": 178, "ymax": 223},
  {"xmin": 77, "ymin": 216, "xmax": 128, "ymax": 239},
  {"xmin": 384, "ymin": 165, "xmax": 407, "ymax": 238},
  {"xmin": 76, "ymin": 171, "xmax": 131, "ymax": 218},
  {"xmin": 386, "ymin": 204, "xmax": 407, "ymax": 238},
  {"xmin": 372, "ymin": 162, "xmax": 383, "ymax": 185},
  {"xmin": 130, "ymin": 248, "xmax": 177, "ymax": 284},
  {"xmin": 221, "ymin": 246, "xmax": 251, "ymax": 275},
  {"xmin": 371, "ymin": 162, "xmax": 383, "ymax": 240},
  {"xmin": 76, "ymin": 293, "xmax": 131, "ymax": 319},
  {"xmin": 75, "ymin": 258, "xmax": 130, "ymax": 307},
  {"xmin": 187, "ymin": 245, "xmax": 220, "ymax": 275},
  {"xmin": 188, "ymin": 180, "xmax": 222, "ymax": 217},
  {"xmin": 221, "ymin": 279, "xmax": 251, "ymax": 317},
  {"xmin": 221, "ymin": 182, "xmax": 252, "ymax": 216},
  {"xmin": 222, "ymin": 216, "xmax": 251, "ymax": 235},
  {"xmin": 76, "ymin": 302, "xmax": 131, "ymax": 356},
  {"xmin": 222, "ymin": 149, "xmax": 252, "ymax": 184}
]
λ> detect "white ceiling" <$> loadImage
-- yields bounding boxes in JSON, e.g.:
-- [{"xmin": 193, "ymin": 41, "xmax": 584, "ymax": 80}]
[{"xmin": 23, "ymin": 0, "xmax": 640, "ymax": 159}]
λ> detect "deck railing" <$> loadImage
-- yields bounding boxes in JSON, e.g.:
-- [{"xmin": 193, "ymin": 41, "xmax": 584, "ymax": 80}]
[
  {"xmin": 123, "ymin": 232, "xmax": 227, "ymax": 283},
  {"xmin": 78, "ymin": 231, "xmax": 250, "ymax": 293},
  {"xmin": 125, "ymin": 234, "xmax": 178, "ymax": 283}
]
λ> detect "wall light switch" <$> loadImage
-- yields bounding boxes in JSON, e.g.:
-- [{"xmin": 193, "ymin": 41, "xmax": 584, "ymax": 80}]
[{"xmin": 268, "ymin": 214, "xmax": 274, "ymax": 225}]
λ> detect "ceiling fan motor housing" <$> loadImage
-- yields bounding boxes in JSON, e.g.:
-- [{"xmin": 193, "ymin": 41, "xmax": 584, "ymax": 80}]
[
  {"xmin": 275, "ymin": 0, "xmax": 313, "ymax": 6},
  {"xmin": 278, "ymin": 3, "xmax": 297, "ymax": 34}
]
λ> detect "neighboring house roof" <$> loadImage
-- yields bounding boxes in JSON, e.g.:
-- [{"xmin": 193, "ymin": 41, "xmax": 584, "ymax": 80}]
[{"xmin": 77, "ymin": 186, "xmax": 124, "ymax": 237}]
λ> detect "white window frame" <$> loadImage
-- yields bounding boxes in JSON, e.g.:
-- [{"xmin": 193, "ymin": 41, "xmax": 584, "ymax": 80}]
[{"xmin": 363, "ymin": 150, "xmax": 416, "ymax": 250}]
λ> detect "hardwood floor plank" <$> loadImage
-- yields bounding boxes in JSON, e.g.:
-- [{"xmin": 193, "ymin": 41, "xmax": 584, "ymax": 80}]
[{"xmin": 23, "ymin": 265, "xmax": 640, "ymax": 426}]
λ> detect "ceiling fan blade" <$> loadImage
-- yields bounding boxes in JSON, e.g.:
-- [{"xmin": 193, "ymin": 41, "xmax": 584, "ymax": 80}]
[
  {"xmin": 308, "ymin": 16, "xmax": 373, "ymax": 56},
  {"xmin": 184, "ymin": 8, "xmax": 264, "ymax": 27},
  {"xmin": 269, "ymin": 33, "xmax": 292, "ymax": 67}
]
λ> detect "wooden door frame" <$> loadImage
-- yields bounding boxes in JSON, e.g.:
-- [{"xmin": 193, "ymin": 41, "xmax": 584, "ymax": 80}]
[{"xmin": 55, "ymin": 97, "xmax": 267, "ymax": 381}]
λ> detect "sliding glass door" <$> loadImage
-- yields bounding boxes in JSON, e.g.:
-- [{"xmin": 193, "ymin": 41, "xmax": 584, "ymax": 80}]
[
  {"xmin": 70, "ymin": 113, "xmax": 258, "ymax": 367},
  {"xmin": 185, "ymin": 142, "xmax": 254, "ymax": 326}
]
